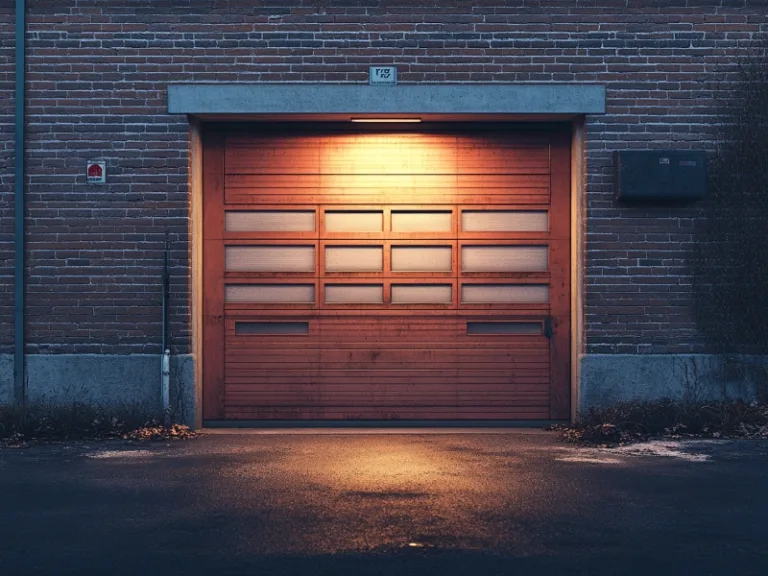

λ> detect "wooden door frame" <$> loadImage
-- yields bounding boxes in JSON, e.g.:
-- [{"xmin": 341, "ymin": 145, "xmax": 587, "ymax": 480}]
[{"xmin": 198, "ymin": 121, "xmax": 575, "ymax": 422}]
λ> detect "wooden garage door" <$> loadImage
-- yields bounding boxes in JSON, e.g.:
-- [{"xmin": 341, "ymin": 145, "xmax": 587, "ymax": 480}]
[{"xmin": 203, "ymin": 124, "xmax": 571, "ymax": 421}]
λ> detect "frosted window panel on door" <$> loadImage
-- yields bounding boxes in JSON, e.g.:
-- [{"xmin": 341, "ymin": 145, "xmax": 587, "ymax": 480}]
[
  {"xmin": 325, "ymin": 246, "xmax": 383, "ymax": 272},
  {"xmin": 225, "ymin": 246, "xmax": 315, "ymax": 272},
  {"xmin": 462, "ymin": 211, "xmax": 548, "ymax": 232},
  {"xmin": 225, "ymin": 284, "xmax": 315, "ymax": 303},
  {"xmin": 461, "ymin": 284, "xmax": 550, "ymax": 303},
  {"xmin": 391, "ymin": 285, "xmax": 452, "ymax": 304},
  {"xmin": 225, "ymin": 211, "xmax": 315, "ymax": 232},
  {"xmin": 391, "ymin": 246, "xmax": 452, "ymax": 272},
  {"xmin": 462, "ymin": 246, "xmax": 548, "ymax": 272},
  {"xmin": 325, "ymin": 211, "xmax": 383, "ymax": 232},
  {"xmin": 325, "ymin": 284, "xmax": 384, "ymax": 304},
  {"xmin": 391, "ymin": 211, "xmax": 452, "ymax": 232}
]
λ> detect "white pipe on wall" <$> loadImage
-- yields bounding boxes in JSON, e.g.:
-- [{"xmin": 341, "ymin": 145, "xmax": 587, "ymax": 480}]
[{"xmin": 162, "ymin": 349, "xmax": 170, "ymax": 428}]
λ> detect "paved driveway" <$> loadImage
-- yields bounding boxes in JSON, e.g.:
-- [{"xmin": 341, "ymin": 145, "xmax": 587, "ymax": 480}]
[{"xmin": 1, "ymin": 430, "xmax": 767, "ymax": 576}]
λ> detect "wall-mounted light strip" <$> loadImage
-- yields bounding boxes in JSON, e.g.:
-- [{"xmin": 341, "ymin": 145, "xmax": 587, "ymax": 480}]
[{"xmin": 350, "ymin": 118, "xmax": 422, "ymax": 123}]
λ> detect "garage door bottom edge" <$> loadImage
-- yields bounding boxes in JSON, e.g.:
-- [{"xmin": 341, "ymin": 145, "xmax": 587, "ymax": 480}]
[{"xmin": 203, "ymin": 419, "xmax": 568, "ymax": 429}]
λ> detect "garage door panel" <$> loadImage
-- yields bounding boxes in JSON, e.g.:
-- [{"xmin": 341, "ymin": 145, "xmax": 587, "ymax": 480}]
[
  {"xmin": 226, "ymin": 335, "xmax": 503, "ymax": 345},
  {"xmin": 224, "ymin": 398, "xmax": 551, "ymax": 410},
  {"xmin": 225, "ymin": 192, "xmax": 551, "ymax": 206},
  {"xmin": 224, "ymin": 340, "xmax": 551, "ymax": 352},
  {"xmin": 224, "ymin": 360, "xmax": 550, "ymax": 371},
  {"xmin": 320, "ymin": 153, "xmax": 459, "ymax": 175},
  {"xmin": 206, "ymin": 126, "xmax": 570, "ymax": 421},
  {"xmin": 461, "ymin": 210, "xmax": 549, "ymax": 233},
  {"xmin": 217, "ymin": 174, "xmax": 473, "ymax": 191},
  {"xmin": 222, "ymin": 407, "xmax": 551, "ymax": 420},
  {"xmin": 457, "ymin": 174, "xmax": 550, "ymax": 188},
  {"xmin": 455, "ymin": 192, "xmax": 550, "ymax": 205},
  {"xmin": 224, "ymin": 210, "xmax": 317, "ymax": 233},
  {"xmin": 225, "ymin": 348, "xmax": 547, "ymax": 363},
  {"xmin": 224, "ymin": 394, "xmax": 551, "ymax": 406},
  {"xmin": 225, "ymin": 362, "xmax": 550, "ymax": 374},
  {"xmin": 224, "ymin": 150, "xmax": 320, "ymax": 173},
  {"xmin": 225, "ymin": 145, "xmax": 321, "ymax": 174},
  {"xmin": 226, "ymin": 174, "xmax": 324, "ymax": 189},
  {"xmin": 225, "ymin": 246, "xmax": 316, "ymax": 273},
  {"xmin": 390, "ymin": 211, "xmax": 454, "ymax": 233},
  {"xmin": 224, "ymin": 368, "xmax": 550, "ymax": 380},
  {"xmin": 224, "ymin": 379, "xmax": 551, "ymax": 390},
  {"xmin": 224, "ymin": 344, "xmax": 550, "ymax": 356},
  {"xmin": 457, "ymin": 150, "xmax": 550, "ymax": 173},
  {"xmin": 225, "ymin": 284, "xmax": 316, "ymax": 304}
]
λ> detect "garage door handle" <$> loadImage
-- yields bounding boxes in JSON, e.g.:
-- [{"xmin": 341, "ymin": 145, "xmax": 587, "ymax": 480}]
[{"xmin": 544, "ymin": 317, "xmax": 553, "ymax": 339}]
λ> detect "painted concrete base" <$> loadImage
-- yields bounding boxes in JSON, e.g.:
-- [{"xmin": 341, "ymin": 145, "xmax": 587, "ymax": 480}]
[
  {"xmin": 0, "ymin": 354, "xmax": 12, "ymax": 406},
  {"xmin": 0, "ymin": 354, "xmax": 196, "ymax": 426},
  {"xmin": 579, "ymin": 354, "xmax": 768, "ymax": 414},
  {"xmin": 2, "ymin": 353, "xmax": 766, "ymax": 427}
]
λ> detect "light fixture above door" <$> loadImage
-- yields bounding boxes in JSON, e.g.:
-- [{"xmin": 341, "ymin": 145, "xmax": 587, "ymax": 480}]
[{"xmin": 350, "ymin": 118, "xmax": 422, "ymax": 123}]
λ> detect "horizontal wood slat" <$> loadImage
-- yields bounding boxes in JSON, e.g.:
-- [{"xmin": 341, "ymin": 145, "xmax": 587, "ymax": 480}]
[
  {"xmin": 225, "ymin": 400, "xmax": 550, "ymax": 410},
  {"xmin": 227, "ymin": 380, "xmax": 548, "ymax": 388},
  {"xmin": 224, "ymin": 370, "xmax": 550, "ymax": 379},
  {"xmin": 222, "ymin": 408, "xmax": 551, "ymax": 419},
  {"xmin": 225, "ymin": 193, "xmax": 551, "ymax": 206}
]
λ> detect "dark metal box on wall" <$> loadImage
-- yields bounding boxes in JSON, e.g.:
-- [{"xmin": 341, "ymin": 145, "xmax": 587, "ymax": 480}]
[{"xmin": 614, "ymin": 150, "xmax": 707, "ymax": 204}]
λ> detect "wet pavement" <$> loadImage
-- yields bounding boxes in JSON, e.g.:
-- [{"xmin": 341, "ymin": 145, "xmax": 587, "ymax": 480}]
[{"xmin": 1, "ymin": 431, "xmax": 767, "ymax": 575}]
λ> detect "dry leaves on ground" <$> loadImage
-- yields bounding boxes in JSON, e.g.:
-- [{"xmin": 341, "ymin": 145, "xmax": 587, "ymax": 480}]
[{"xmin": 122, "ymin": 424, "xmax": 199, "ymax": 441}]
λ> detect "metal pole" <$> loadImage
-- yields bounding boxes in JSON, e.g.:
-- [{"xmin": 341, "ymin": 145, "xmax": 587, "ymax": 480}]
[
  {"xmin": 162, "ymin": 232, "xmax": 169, "ymax": 353},
  {"xmin": 162, "ymin": 233, "xmax": 171, "ymax": 428},
  {"xmin": 14, "ymin": 0, "xmax": 26, "ymax": 406}
]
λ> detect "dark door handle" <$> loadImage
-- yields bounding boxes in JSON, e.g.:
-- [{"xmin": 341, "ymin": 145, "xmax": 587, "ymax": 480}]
[{"xmin": 544, "ymin": 317, "xmax": 553, "ymax": 339}]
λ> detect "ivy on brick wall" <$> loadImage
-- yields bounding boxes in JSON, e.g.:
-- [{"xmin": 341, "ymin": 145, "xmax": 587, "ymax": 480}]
[{"xmin": 694, "ymin": 39, "xmax": 768, "ymax": 355}]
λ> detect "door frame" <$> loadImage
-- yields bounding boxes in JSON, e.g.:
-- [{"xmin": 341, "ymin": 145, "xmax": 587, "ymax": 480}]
[{"xmin": 190, "ymin": 120, "xmax": 584, "ymax": 426}]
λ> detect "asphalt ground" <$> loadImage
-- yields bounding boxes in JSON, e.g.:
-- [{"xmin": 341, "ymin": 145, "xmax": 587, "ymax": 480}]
[{"xmin": 1, "ymin": 430, "xmax": 767, "ymax": 576}]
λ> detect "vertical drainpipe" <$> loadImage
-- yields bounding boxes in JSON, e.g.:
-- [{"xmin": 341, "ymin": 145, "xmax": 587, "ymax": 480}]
[{"xmin": 14, "ymin": 0, "xmax": 26, "ymax": 405}]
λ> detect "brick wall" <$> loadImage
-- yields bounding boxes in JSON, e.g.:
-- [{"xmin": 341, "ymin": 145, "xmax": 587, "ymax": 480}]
[
  {"xmin": 1, "ymin": 0, "xmax": 766, "ymax": 355},
  {"xmin": 0, "ymin": 3, "xmax": 14, "ymax": 354}
]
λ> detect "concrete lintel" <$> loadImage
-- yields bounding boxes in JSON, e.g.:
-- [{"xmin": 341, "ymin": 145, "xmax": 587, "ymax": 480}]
[{"xmin": 167, "ymin": 84, "xmax": 606, "ymax": 116}]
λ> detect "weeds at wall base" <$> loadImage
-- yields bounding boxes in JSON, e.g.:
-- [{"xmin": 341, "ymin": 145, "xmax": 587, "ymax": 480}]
[
  {"xmin": 553, "ymin": 398, "xmax": 768, "ymax": 446},
  {"xmin": 0, "ymin": 402, "xmax": 198, "ymax": 447}
]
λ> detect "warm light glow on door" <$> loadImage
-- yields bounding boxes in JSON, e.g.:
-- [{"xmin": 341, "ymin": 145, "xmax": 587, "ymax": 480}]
[{"xmin": 210, "ymin": 127, "xmax": 566, "ymax": 421}]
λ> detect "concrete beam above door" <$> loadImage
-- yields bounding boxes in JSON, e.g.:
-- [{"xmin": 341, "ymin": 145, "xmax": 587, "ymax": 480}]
[{"xmin": 167, "ymin": 84, "xmax": 606, "ymax": 117}]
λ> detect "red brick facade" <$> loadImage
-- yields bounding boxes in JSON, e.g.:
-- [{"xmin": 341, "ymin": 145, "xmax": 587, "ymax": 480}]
[
  {"xmin": 0, "ymin": 3, "xmax": 14, "ymax": 352},
  {"xmin": 2, "ymin": 1, "xmax": 767, "ymax": 356}
]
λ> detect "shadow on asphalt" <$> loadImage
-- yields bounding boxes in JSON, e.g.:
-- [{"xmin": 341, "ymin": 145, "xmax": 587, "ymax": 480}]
[{"xmin": 84, "ymin": 550, "xmax": 744, "ymax": 576}]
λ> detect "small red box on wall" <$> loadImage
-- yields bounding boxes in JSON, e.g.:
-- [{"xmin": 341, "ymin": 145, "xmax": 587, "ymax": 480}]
[{"xmin": 87, "ymin": 160, "xmax": 106, "ymax": 184}]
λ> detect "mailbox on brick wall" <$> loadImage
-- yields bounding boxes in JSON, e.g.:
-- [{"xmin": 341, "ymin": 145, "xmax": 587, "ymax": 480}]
[{"xmin": 614, "ymin": 150, "xmax": 707, "ymax": 204}]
